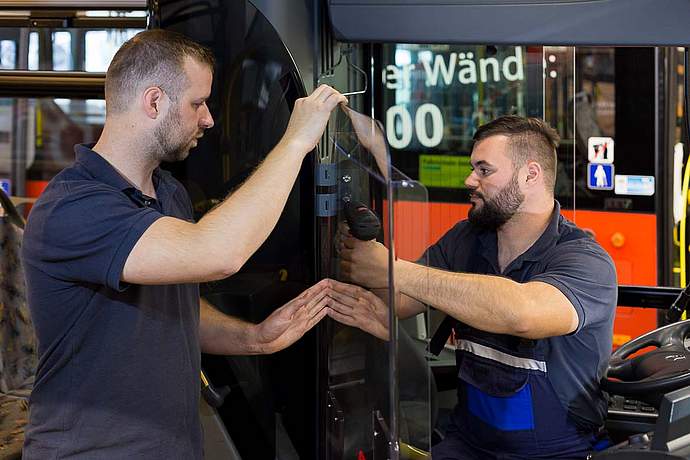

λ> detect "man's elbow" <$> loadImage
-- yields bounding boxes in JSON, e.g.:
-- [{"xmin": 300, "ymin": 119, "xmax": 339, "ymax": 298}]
[
  {"xmin": 206, "ymin": 256, "xmax": 243, "ymax": 281},
  {"xmin": 510, "ymin": 316, "xmax": 535, "ymax": 338},
  {"xmin": 508, "ymin": 295, "xmax": 551, "ymax": 339},
  {"xmin": 216, "ymin": 260, "xmax": 242, "ymax": 280}
]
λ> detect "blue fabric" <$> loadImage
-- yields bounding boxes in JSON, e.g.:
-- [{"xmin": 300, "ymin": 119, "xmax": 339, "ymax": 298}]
[
  {"xmin": 21, "ymin": 145, "xmax": 202, "ymax": 459},
  {"xmin": 466, "ymin": 382, "xmax": 534, "ymax": 431}
]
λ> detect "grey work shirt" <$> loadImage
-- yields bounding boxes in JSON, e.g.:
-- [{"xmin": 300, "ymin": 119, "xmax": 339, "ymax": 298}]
[
  {"xmin": 21, "ymin": 144, "xmax": 202, "ymax": 459},
  {"xmin": 424, "ymin": 202, "xmax": 617, "ymax": 429}
]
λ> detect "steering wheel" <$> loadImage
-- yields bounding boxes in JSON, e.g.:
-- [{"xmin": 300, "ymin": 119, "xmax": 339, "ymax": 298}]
[{"xmin": 602, "ymin": 319, "xmax": 690, "ymax": 406}]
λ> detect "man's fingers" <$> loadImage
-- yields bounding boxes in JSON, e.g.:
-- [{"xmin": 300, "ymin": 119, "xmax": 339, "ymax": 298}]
[
  {"xmin": 298, "ymin": 279, "xmax": 329, "ymax": 299},
  {"xmin": 343, "ymin": 237, "xmax": 356, "ymax": 250},
  {"xmin": 340, "ymin": 247, "xmax": 353, "ymax": 262},
  {"xmin": 323, "ymin": 90, "xmax": 348, "ymax": 108},
  {"xmin": 306, "ymin": 303, "xmax": 329, "ymax": 330},
  {"xmin": 300, "ymin": 291, "xmax": 329, "ymax": 319},
  {"xmin": 310, "ymin": 84, "xmax": 330, "ymax": 100},
  {"xmin": 326, "ymin": 307, "xmax": 358, "ymax": 328},
  {"xmin": 329, "ymin": 279, "xmax": 369, "ymax": 299},
  {"xmin": 326, "ymin": 289, "xmax": 360, "ymax": 309},
  {"xmin": 325, "ymin": 300, "xmax": 356, "ymax": 320}
]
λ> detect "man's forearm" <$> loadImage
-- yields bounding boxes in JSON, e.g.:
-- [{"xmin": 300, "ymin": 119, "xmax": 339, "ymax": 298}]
[
  {"xmin": 199, "ymin": 299, "xmax": 265, "ymax": 355},
  {"xmin": 395, "ymin": 260, "xmax": 530, "ymax": 335},
  {"xmin": 371, "ymin": 288, "xmax": 426, "ymax": 319}
]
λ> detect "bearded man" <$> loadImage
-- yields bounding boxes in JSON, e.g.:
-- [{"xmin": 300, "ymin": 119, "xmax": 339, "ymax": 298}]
[
  {"xmin": 21, "ymin": 30, "xmax": 346, "ymax": 459},
  {"xmin": 328, "ymin": 115, "xmax": 617, "ymax": 459}
]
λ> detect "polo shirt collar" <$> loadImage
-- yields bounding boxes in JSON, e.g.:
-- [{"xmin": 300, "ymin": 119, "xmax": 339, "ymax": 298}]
[
  {"xmin": 477, "ymin": 200, "xmax": 563, "ymax": 270},
  {"xmin": 74, "ymin": 143, "xmax": 172, "ymax": 201}
]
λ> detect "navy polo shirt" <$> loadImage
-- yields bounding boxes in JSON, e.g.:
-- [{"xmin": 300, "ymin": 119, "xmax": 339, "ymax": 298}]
[
  {"xmin": 21, "ymin": 144, "xmax": 202, "ymax": 459},
  {"xmin": 424, "ymin": 202, "xmax": 617, "ymax": 429}
]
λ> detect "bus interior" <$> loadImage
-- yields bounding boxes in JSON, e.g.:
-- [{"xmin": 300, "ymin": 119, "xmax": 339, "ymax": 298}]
[{"xmin": 3, "ymin": 1, "xmax": 690, "ymax": 459}]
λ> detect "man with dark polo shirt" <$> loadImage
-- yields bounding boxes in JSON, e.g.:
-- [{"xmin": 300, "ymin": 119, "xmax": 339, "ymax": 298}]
[
  {"xmin": 20, "ymin": 30, "xmax": 346, "ymax": 459},
  {"xmin": 327, "ymin": 116, "xmax": 617, "ymax": 459}
]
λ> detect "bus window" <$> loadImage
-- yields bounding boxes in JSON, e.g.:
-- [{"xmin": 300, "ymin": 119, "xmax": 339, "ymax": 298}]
[
  {"xmin": 0, "ymin": 17, "xmax": 143, "ymax": 209},
  {"xmin": 0, "ymin": 97, "xmax": 106, "ymax": 208},
  {"xmin": 52, "ymin": 31, "xmax": 72, "ymax": 71},
  {"xmin": 85, "ymin": 29, "xmax": 140, "ymax": 71}
]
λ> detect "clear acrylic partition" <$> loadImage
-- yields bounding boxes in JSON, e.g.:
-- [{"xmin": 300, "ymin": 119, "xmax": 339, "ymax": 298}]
[
  {"xmin": 321, "ymin": 105, "xmax": 430, "ymax": 460},
  {"xmin": 545, "ymin": 47, "xmax": 664, "ymax": 343}
]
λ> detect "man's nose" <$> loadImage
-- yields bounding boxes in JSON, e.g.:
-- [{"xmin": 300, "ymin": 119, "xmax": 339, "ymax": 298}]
[
  {"xmin": 200, "ymin": 106, "xmax": 214, "ymax": 129},
  {"xmin": 465, "ymin": 171, "xmax": 478, "ymax": 188}
]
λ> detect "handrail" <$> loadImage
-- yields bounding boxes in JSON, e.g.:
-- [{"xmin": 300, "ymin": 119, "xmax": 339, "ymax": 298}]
[{"xmin": 0, "ymin": 71, "xmax": 104, "ymax": 98}]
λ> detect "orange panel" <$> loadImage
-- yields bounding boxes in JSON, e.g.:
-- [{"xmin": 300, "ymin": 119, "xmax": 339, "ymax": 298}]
[
  {"xmin": 26, "ymin": 180, "xmax": 49, "ymax": 198},
  {"xmin": 393, "ymin": 203, "xmax": 658, "ymax": 345}
]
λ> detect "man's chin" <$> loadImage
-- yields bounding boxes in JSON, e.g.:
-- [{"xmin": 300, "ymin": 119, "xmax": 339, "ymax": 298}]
[{"xmin": 161, "ymin": 148, "xmax": 191, "ymax": 163}]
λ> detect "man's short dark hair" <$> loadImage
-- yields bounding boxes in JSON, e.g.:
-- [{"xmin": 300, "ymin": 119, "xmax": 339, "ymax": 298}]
[
  {"xmin": 473, "ymin": 115, "xmax": 560, "ymax": 192},
  {"xmin": 105, "ymin": 29, "xmax": 215, "ymax": 114}
]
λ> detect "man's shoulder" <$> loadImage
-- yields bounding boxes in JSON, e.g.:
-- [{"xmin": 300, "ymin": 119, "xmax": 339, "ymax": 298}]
[
  {"xmin": 32, "ymin": 173, "xmax": 123, "ymax": 215},
  {"xmin": 556, "ymin": 216, "xmax": 612, "ymax": 259},
  {"xmin": 26, "ymin": 169, "xmax": 129, "ymax": 240}
]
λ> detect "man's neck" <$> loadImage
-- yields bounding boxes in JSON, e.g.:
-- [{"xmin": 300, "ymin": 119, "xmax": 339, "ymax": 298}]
[
  {"xmin": 92, "ymin": 124, "xmax": 159, "ymax": 197},
  {"xmin": 496, "ymin": 198, "xmax": 555, "ymax": 272}
]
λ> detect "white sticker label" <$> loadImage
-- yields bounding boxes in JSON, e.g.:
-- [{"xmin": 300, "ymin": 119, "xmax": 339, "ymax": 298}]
[
  {"xmin": 588, "ymin": 137, "xmax": 614, "ymax": 164},
  {"xmin": 614, "ymin": 175, "xmax": 655, "ymax": 196}
]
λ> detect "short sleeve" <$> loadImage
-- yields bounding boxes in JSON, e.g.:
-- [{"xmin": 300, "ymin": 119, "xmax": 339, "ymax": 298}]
[
  {"xmin": 23, "ymin": 182, "xmax": 163, "ymax": 292},
  {"xmin": 530, "ymin": 239, "xmax": 618, "ymax": 333}
]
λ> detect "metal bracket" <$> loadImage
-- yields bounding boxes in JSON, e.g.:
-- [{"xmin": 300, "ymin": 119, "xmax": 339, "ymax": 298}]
[
  {"xmin": 316, "ymin": 193, "xmax": 338, "ymax": 217},
  {"xmin": 316, "ymin": 163, "xmax": 337, "ymax": 187}
]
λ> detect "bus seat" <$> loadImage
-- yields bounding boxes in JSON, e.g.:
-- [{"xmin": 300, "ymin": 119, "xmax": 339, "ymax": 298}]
[{"xmin": 0, "ymin": 190, "xmax": 36, "ymax": 459}]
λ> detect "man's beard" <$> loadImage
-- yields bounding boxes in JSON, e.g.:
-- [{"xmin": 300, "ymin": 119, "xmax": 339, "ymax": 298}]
[
  {"xmin": 468, "ymin": 172, "xmax": 524, "ymax": 231},
  {"xmin": 152, "ymin": 104, "xmax": 193, "ymax": 163}
]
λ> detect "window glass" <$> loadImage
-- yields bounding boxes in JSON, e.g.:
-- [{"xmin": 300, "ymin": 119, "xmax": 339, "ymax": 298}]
[
  {"xmin": 0, "ymin": 39, "xmax": 15, "ymax": 69},
  {"xmin": 52, "ymin": 31, "xmax": 72, "ymax": 71},
  {"xmin": 28, "ymin": 32, "xmax": 37, "ymax": 70},
  {"xmin": 83, "ymin": 10, "xmax": 147, "ymax": 17},
  {"xmin": 85, "ymin": 29, "xmax": 140, "ymax": 71},
  {"xmin": 0, "ymin": 28, "xmax": 142, "ymax": 72},
  {"xmin": 377, "ymin": 44, "xmax": 544, "ymax": 203}
]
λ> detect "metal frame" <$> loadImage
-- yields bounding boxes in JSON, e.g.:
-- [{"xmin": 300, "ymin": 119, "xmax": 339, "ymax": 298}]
[
  {"xmin": 0, "ymin": 1, "xmax": 146, "ymax": 9},
  {"xmin": 328, "ymin": 0, "xmax": 690, "ymax": 46},
  {"xmin": 0, "ymin": 14, "xmax": 146, "ymax": 28}
]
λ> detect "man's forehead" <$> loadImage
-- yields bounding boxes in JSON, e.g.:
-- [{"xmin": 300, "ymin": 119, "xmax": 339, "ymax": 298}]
[
  {"xmin": 471, "ymin": 135, "xmax": 511, "ymax": 164},
  {"xmin": 182, "ymin": 57, "xmax": 212, "ymax": 95}
]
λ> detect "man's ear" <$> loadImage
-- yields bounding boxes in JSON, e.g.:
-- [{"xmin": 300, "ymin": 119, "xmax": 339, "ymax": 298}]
[
  {"xmin": 525, "ymin": 161, "xmax": 542, "ymax": 186},
  {"xmin": 142, "ymin": 86, "xmax": 165, "ymax": 119}
]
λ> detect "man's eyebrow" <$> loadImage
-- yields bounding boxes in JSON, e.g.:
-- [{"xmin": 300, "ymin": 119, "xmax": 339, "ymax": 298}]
[{"xmin": 471, "ymin": 160, "xmax": 492, "ymax": 168}]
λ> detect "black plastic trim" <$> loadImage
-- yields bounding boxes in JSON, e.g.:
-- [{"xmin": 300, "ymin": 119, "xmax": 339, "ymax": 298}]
[{"xmin": 328, "ymin": 0, "xmax": 690, "ymax": 45}]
